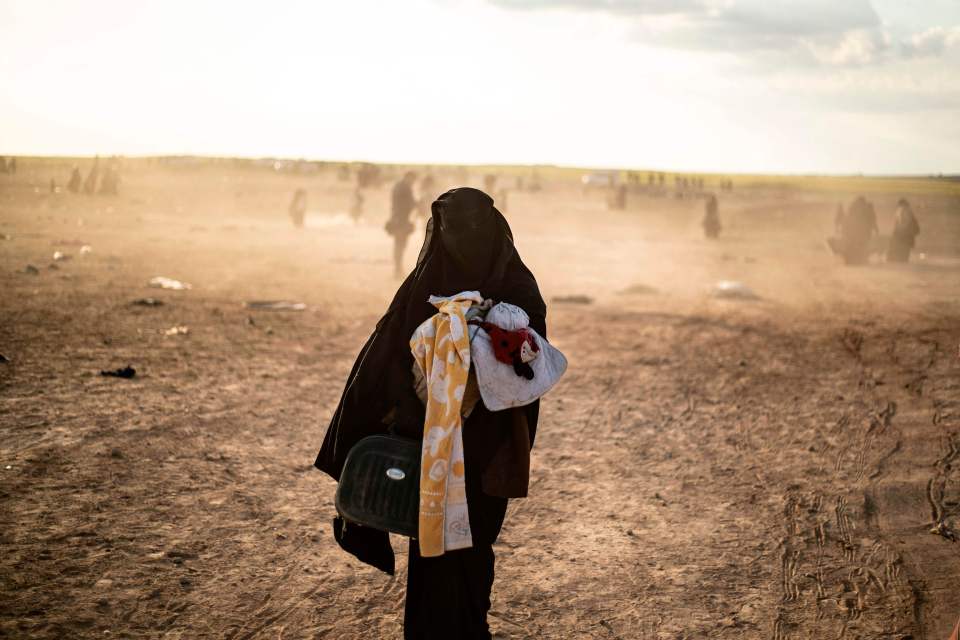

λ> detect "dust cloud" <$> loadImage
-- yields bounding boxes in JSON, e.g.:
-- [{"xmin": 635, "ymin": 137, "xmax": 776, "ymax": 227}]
[{"xmin": 1, "ymin": 157, "xmax": 959, "ymax": 638}]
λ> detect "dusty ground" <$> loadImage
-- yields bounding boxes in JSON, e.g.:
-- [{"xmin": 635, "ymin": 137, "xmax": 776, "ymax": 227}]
[{"xmin": 1, "ymin": 159, "xmax": 959, "ymax": 639}]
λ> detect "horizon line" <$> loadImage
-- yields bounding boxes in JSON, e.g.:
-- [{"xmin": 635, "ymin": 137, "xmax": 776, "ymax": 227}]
[{"xmin": 4, "ymin": 153, "xmax": 958, "ymax": 180}]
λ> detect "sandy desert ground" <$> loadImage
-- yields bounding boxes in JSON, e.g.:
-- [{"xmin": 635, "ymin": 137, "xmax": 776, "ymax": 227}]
[{"xmin": 1, "ymin": 159, "xmax": 959, "ymax": 639}]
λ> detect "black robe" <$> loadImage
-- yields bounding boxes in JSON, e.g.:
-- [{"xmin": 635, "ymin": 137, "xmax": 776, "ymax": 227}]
[
  {"xmin": 315, "ymin": 188, "xmax": 546, "ymax": 578},
  {"xmin": 887, "ymin": 209, "xmax": 919, "ymax": 263}
]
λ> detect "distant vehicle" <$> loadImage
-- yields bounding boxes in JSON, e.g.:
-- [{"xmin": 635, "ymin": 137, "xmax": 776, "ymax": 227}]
[{"xmin": 581, "ymin": 171, "xmax": 618, "ymax": 188}]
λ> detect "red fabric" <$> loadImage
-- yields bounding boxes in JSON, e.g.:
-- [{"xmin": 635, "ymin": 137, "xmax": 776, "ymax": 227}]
[{"xmin": 475, "ymin": 321, "xmax": 539, "ymax": 366}]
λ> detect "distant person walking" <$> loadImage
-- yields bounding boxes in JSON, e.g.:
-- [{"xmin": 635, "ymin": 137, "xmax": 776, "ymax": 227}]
[
  {"xmin": 886, "ymin": 198, "xmax": 920, "ymax": 263},
  {"xmin": 386, "ymin": 171, "xmax": 418, "ymax": 278},
  {"xmin": 611, "ymin": 183, "xmax": 627, "ymax": 210},
  {"xmin": 702, "ymin": 194, "xmax": 721, "ymax": 239},
  {"xmin": 289, "ymin": 188, "xmax": 307, "ymax": 228},
  {"xmin": 349, "ymin": 188, "xmax": 364, "ymax": 224},
  {"xmin": 83, "ymin": 158, "xmax": 100, "ymax": 195},
  {"xmin": 99, "ymin": 163, "xmax": 119, "ymax": 195},
  {"xmin": 832, "ymin": 195, "xmax": 878, "ymax": 265},
  {"xmin": 67, "ymin": 165, "xmax": 82, "ymax": 193},
  {"xmin": 834, "ymin": 203, "xmax": 845, "ymax": 235},
  {"xmin": 418, "ymin": 174, "xmax": 436, "ymax": 220}
]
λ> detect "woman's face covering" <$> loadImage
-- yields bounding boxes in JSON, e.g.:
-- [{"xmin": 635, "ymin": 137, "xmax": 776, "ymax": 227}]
[{"xmin": 438, "ymin": 205, "xmax": 497, "ymax": 282}]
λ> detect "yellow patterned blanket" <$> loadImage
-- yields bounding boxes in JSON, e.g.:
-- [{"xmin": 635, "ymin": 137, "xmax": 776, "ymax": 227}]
[{"xmin": 409, "ymin": 291, "xmax": 483, "ymax": 556}]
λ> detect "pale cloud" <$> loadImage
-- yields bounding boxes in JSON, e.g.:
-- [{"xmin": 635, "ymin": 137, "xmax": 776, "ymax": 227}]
[
  {"xmin": 900, "ymin": 25, "xmax": 960, "ymax": 58},
  {"xmin": 490, "ymin": 0, "xmax": 960, "ymax": 66},
  {"xmin": 490, "ymin": 0, "xmax": 707, "ymax": 14},
  {"xmin": 807, "ymin": 28, "xmax": 892, "ymax": 66}
]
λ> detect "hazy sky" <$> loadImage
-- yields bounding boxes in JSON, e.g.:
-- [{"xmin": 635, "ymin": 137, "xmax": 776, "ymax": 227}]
[{"xmin": 1, "ymin": 0, "xmax": 958, "ymax": 173}]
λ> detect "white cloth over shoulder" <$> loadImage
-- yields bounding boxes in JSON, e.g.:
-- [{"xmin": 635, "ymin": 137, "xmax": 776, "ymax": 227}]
[{"xmin": 470, "ymin": 302, "xmax": 567, "ymax": 411}]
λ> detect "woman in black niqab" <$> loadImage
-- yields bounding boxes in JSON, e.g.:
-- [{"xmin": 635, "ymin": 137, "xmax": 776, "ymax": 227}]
[{"xmin": 315, "ymin": 187, "xmax": 546, "ymax": 639}]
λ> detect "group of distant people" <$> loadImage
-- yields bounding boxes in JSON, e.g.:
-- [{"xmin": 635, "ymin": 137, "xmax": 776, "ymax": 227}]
[
  {"xmin": 287, "ymin": 163, "xmax": 387, "ymax": 228},
  {"xmin": 290, "ymin": 169, "xmax": 923, "ymax": 277},
  {"xmin": 287, "ymin": 163, "xmax": 442, "ymax": 241},
  {"xmin": 287, "ymin": 168, "xmax": 448, "ymax": 277},
  {"xmin": 66, "ymin": 157, "xmax": 119, "ymax": 195},
  {"xmin": 323, "ymin": 165, "xmax": 533, "ymax": 243},
  {"xmin": 675, "ymin": 175, "xmax": 705, "ymax": 196},
  {"xmin": 615, "ymin": 172, "xmax": 733, "ymax": 206},
  {"xmin": 699, "ymin": 192, "xmax": 920, "ymax": 265},
  {"xmin": 828, "ymin": 196, "xmax": 920, "ymax": 265},
  {"xmin": 626, "ymin": 171, "xmax": 667, "ymax": 189}
]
